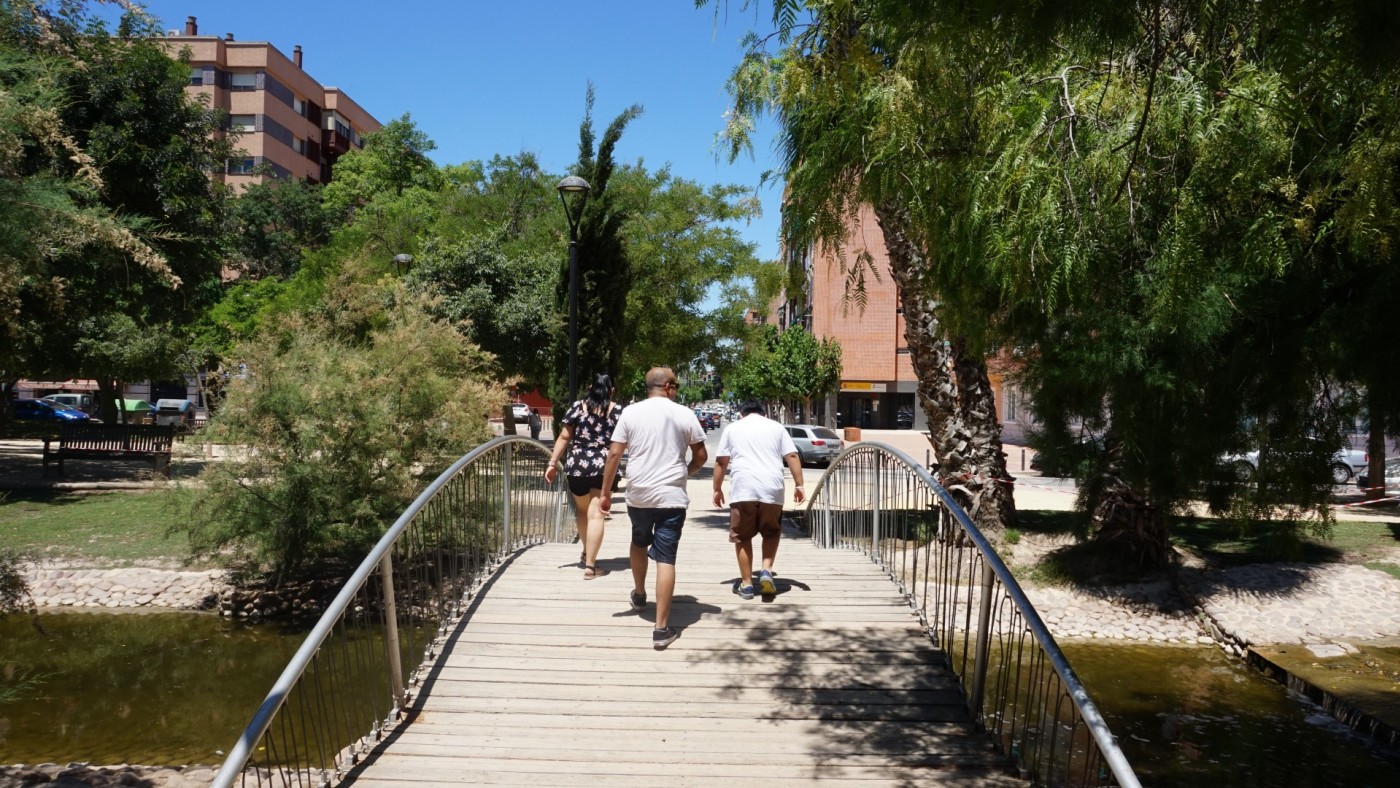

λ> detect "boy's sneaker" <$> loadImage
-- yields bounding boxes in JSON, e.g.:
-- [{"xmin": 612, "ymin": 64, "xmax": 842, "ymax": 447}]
[
  {"xmin": 629, "ymin": 589, "xmax": 647, "ymax": 611},
  {"xmin": 652, "ymin": 626, "xmax": 679, "ymax": 649},
  {"xmin": 733, "ymin": 582, "xmax": 755, "ymax": 600},
  {"xmin": 758, "ymin": 569, "xmax": 777, "ymax": 595}
]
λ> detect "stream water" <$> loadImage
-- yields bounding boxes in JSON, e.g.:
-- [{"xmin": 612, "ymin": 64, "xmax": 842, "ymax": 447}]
[{"xmin": 1, "ymin": 612, "xmax": 1398, "ymax": 785}]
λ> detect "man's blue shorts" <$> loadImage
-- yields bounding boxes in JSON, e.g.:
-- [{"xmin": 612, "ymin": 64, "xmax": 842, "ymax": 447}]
[{"xmin": 628, "ymin": 507, "xmax": 686, "ymax": 565}]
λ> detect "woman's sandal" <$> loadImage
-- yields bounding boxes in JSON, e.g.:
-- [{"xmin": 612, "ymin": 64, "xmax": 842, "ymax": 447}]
[{"xmin": 583, "ymin": 565, "xmax": 609, "ymax": 579}]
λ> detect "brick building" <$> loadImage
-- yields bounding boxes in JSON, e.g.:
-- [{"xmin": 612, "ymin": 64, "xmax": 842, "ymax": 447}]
[
  {"xmin": 161, "ymin": 16, "xmax": 381, "ymax": 188},
  {"xmin": 778, "ymin": 204, "xmax": 1026, "ymax": 441}
]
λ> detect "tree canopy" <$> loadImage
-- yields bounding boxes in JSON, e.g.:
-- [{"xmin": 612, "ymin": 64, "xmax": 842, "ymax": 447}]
[
  {"xmin": 0, "ymin": 1, "xmax": 228, "ymax": 406},
  {"xmin": 713, "ymin": 0, "xmax": 1400, "ymax": 563}
]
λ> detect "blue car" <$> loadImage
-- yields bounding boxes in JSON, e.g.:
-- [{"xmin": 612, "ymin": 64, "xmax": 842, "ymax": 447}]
[{"xmin": 13, "ymin": 398, "xmax": 91, "ymax": 422}]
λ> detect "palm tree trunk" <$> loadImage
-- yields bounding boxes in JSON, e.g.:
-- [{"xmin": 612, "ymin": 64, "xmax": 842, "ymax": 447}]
[{"xmin": 874, "ymin": 201, "xmax": 1015, "ymax": 535}]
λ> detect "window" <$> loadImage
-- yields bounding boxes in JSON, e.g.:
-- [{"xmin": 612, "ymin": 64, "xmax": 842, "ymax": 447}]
[
  {"xmin": 293, "ymin": 97, "xmax": 307, "ymax": 117},
  {"xmin": 226, "ymin": 158, "xmax": 256, "ymax": 175},
  {"xmin": 229, "ymin": 72, "xmax": 257, "ymax": 91},
  {"xmin": 1004, "ymin": 387, "xmax": 1019, "ymax": 421},
  {"xmin": 189, "ymin": 67, "xmax": 203, "ymax": 86},
  {"xmin": 228, "ymin": 114, "xmax": 255, "ymax": 132},
  {"xmin": 291, "ymin": 137, "xmax": 305, "ymax": 155}
]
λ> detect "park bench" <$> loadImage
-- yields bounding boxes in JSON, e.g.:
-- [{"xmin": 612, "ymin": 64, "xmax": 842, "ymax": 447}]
[{"xmin": 42, "ymin": 423, "xmax": 175, "ymax": 478}]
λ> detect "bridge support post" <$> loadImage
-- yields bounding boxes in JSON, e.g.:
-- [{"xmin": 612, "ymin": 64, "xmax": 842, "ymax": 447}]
[
  {"xmin": 969, "ymin": 561, "xmax": 996, "ymax": 723},
  {"xmin": 379, "ymin": 554, "xmax": 407, "ymax": 715},
  {"xmin": 501, "ymin": 442, "xmax": 513, "ymax": 551}
]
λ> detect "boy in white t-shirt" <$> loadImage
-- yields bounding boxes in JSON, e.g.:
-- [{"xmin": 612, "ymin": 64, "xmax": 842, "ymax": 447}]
[{"xmin": 712, "ymin": 401, "xmax": 805, "ymax": 599}]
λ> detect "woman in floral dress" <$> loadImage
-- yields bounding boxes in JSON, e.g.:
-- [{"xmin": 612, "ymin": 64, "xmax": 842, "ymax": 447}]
[{"xmin": 544, "ymin": 373, "xmax": 621, "ymax": 578}]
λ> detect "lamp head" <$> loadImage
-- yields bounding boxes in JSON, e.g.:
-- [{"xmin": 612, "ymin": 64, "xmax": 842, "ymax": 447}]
[{"xmin": 556, "ymin": 175, "xmax": 591, "ymax": 195}]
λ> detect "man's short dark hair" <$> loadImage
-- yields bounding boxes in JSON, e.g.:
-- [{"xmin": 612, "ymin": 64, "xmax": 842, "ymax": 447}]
[{"xmin": 740, "ymin": 400, "xmax": 765, "ymax": 415}]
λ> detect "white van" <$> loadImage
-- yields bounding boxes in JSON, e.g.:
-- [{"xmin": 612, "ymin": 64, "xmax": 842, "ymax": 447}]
[{"xmin": 42, "ymin": 393, "xmax": 96, "ymax": 415}]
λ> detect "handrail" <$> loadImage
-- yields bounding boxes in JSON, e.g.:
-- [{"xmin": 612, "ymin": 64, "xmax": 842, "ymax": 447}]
[
  {"xmin": 806, "ymin": 441, "xmax": 1140, "ymax": 787},
  {"xmin": 212, "ymin": 436, "xmax": 569, "ymax": 788}
]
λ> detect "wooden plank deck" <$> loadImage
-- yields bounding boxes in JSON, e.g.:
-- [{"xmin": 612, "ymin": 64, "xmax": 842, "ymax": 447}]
[{"xmin": 343, "ymin": 502, "xmax": 1023, "ymax": 786}]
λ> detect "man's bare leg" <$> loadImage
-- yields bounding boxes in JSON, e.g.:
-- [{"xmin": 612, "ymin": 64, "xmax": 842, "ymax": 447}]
[
  {"xmin": 655, "ymin": 561, "xmax": 676, "ymax": 629},
  {"xmin": 630, "ymin": 542, "xmax": 649, "ymax": 595},
  {"xmin": 735, "ymin": 539, "xmax": 754, "ymax": 586},
  {"xmin": 761, "ymin": 533, "xmax": 780, "ymax": 572}
]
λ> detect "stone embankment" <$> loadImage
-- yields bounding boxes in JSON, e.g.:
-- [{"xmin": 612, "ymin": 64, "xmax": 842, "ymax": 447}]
[
  {"xmin": 1022, "ymin": 581, "xmax": 1214, "ymax": 644},
  {"xmin": 1177, "ymin": 561, "xmax": 1400, "ymax": 657},
  {"xmin": 25, "ymin": 566, "xmax": 224, "ymax": 610},
  {"xmin": 23, "ymin": 567, "xmax": 339, "ymax": 624},
  {"xmin": 0, "ymin": 763, "xmax": 215, "ymax": 787}
]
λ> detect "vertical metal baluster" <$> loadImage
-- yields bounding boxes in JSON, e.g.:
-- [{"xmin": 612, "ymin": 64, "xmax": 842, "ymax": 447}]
[{"xmin": 872, "ymin": 454, "xmax": 883, "ymax": 562}]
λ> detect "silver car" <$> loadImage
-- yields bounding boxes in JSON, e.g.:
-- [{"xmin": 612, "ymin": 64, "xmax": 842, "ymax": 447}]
[
  {"xmin": 1226, "ymin": 441, "xmax": 1368, "ymax": 485},
  {"xmin": 787, "ymin": 424, "xmax": 844, "ymax": 466}
]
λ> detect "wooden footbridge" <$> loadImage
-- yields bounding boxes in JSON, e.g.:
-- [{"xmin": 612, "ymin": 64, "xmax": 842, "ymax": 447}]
[{"xmin": 212, "ymin": 437, "xmax": 1138, "ymax": 788}]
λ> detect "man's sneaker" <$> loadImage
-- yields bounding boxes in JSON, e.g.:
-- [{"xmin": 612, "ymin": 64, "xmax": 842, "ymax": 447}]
[
  {"xmin": 758, "ymin": 569, "xmax": 777, "ymax": 595},
  {"xmin": 652, "ymin": 626, "xmax": 679, "ymax": 649},
  {"xmin": 629, "ymin": 589, "xmax": 647, "ymax": 611},
  {"xmin": 733, "ymin": 581, "xmax": 755, "ymax": 600}
]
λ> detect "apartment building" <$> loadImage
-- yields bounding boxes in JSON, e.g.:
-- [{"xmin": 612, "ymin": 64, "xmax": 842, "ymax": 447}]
[
  {"xmin": 161, "ymin": 16, "xmax": 381, "ymax": 188},
  {"xmin": 779, "ymin": 204, "xmax": 1023, "ymax": 439}
]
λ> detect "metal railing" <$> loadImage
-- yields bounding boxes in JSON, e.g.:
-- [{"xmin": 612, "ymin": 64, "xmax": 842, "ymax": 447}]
[
  {"xmin": 806, "ymin": 442, "xmax": 1140, "ymax": 787},
  {"xmin": 212, "ymin": 436, "xmax": 569, "ymax": 788}
]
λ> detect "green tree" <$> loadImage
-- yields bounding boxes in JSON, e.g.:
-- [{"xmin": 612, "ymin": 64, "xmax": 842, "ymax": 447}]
[
  {"xmin": 322, "ymin": 113, "xmax": 443, "ymax": 217},
  {"xmin": 714, "ymin": 0, "xmax": 1400, "ymax": 564},
  {"xmin": 549, "ymin": 87, "xmax": 641, "ymax": 406},
  {"xmin": 0, "ymin": 1, "xmax": 218, "ymax": 409},
  {"xmin": 407, "ymin": 231, "xmax": 556, "ymax": 383},
  {"xmin": 175, "ymin": 282, "xmax": 502, "ymax": 584},
  {"xmin": 226, "ymin": 174, "xmax": 340, "ymax": 280},
  {"xmin": 614, "ymin": 165, "xmax": 765, "ymax": 386},
  {"xmin": 768, "ymin": 324, "xmax": 841, "ymax": 422}
]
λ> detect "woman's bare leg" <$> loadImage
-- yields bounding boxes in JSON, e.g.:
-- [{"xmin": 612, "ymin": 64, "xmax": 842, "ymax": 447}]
[
  {"xmin": 571, "ymin": 493, "xmax": 589, "ymax": 563},
  {"xmin": 583, "ymin": 492, "xmax": 606, "ymax": 567}
]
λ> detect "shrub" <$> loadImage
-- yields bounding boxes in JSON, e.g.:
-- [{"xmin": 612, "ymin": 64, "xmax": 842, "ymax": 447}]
[{"xmin": 174, "ymin": 283, "xmax": 503, "ymax": 585}]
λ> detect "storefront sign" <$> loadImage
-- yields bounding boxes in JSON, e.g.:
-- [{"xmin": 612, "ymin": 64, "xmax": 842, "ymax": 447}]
[{"xmin": 840, "ymin": 381, "xmax": 887, "ymax": 393}]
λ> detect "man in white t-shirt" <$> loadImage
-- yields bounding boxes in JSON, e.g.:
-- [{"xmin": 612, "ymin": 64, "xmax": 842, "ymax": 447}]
[
  {"xmin": 600, "ymin": 367, "xmax": 707, "ymax": 649},
  {"xmin": 712, "ymin": 401, "xmax": 805, "ymax": 600}
]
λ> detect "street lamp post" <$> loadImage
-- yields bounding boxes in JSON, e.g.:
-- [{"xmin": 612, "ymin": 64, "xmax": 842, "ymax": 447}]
[{"xmin": 556, "ymin": 175, "xmax": 591, "ymax": 400}]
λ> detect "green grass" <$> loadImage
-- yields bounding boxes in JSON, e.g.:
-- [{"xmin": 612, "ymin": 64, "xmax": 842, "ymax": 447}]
[
  {"xmin": 1170, "ymin": 517, "xmax": 1400, "ymax": 566},
  {"xmin": 0, "ymin": 489, "xmax": 201, "ymax": 567},
  {"xmin": 1017, "ymin": 510, "xmax": 1400, "ymax": 586}
]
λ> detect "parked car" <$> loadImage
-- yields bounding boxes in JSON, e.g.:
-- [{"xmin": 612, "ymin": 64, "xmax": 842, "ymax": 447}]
[
  {"xmin": 42, "ymin": 393, "xmax": 96, "ymax": 415},
  {"xmin": 786, "ymin": 424, "xmax": 844, "ymax": 466},
  {"xmin": 694, "ymin": 410, "xmax": 719, "ymax": 431},
  {"xmin": 1356, "ymin": 457, "xmax": 1400, "ymax": 494},
  {"xmin": 895, "ymin": 406, "xmax": 915, "ymax": 430},
  {"xmin": 1226, "ymin": 440, "xmax": 1367, "ymax": 485},
  {"xmin": 12, "ymin": 398, "xmax": 91, "ymax": 422},
  {"xmin": 511, "ymin": 403, "xmax": 531, "ymax": 423}
]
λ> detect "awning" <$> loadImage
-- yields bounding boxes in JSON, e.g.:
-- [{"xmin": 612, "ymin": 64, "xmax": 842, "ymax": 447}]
[{"xmin": 17, "ymin": 379, "xmax": 100, "ymax": 392}]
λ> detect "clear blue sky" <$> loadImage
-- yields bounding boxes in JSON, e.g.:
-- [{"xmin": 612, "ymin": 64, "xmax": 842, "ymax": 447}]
[{"xmin": 117, "ymin": 0, "xmax": 783, "ymax": 261}]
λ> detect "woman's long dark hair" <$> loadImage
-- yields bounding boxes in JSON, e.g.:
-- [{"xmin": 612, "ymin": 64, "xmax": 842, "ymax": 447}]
[{"xmin": 584, "ymin": 373, "xmax": 613, "ymax": 417}]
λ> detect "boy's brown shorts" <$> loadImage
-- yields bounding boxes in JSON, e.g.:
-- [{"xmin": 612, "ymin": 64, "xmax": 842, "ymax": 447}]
[{"xmin": 728, "ymin": 501, "xmax": 783, "ymax": 543}]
